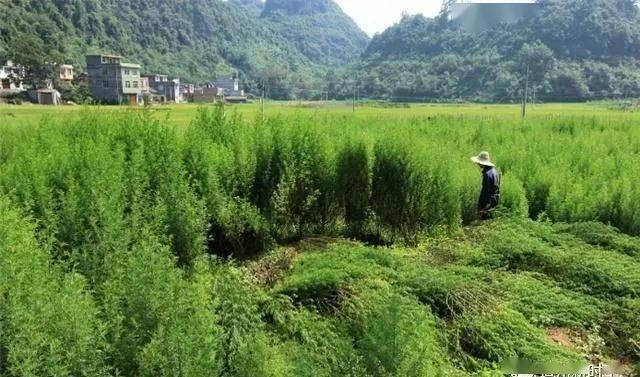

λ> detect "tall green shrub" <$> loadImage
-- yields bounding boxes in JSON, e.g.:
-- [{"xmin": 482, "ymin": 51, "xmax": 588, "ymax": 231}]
[
  {"xmin": 99, "ymin": 233, "xmax": 220, "ymax": 376},
  {"xmin": 336, "ymin": 139, "xmax": 372, "ymax": 237},
  {"xmin": 371, "ymin": 139, "xmax": 430, "ymax": 244},
  {"xmin": 0, "ymin": 196, "xmax": 108, "ymax": 376}
]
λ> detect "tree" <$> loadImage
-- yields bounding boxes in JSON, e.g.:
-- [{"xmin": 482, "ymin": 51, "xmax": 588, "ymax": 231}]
[
  {"xmin": 517, "ymin": 42, "xmax": 555, "ymax": 87},
  {"xmin": 6, "ymin": 33, "xmax": 62, "ymax": 88}
]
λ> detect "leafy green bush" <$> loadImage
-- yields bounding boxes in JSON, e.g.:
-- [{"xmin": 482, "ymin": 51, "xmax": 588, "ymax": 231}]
[
  {"xmin": 555, "ymin": 221, "xmax": 640, "ymax": 257},
  {"xmin": 474, "ymin": 219, "xmax": 640, "ymax": 298},
  {"xmin": 137, "ymin": 260, "xmax": 222, "ymax": 377},
  {"xmin": 209, "ymin": 198, "xmax": 274, "ymax": 259},
  {"xmin": 99, "ymin": 234, "xmax": 219, "ymax": 376},
  {"xmin": 452, "ymin": 307, "xmax": 581, "ymax": 367},
  {"xmin": 275, "ymin": 245, "xmax": 399, "ymax": 309},
  {"xmin": 371, "ymin": 139, "xmax": 432, "ymax": 244},
  {"xmin": 495, "ymin": 272, "xmax": 603, "ymax": 328},
  {"xmin": 601, "ymin": 298, "xmax": 640, "ymax": 362},
  {"xmin": 0, "ymin": 196, "xmax": 108, "ymax": 376},
  {"xmin": 212, "ymin": 267, "xmax": 288, "ymax": 377},
  {"xmin": 397, "ymin": 264, "xmax": 491, "ymax": 318},
  {"xmin": 272, "ymin": 126, "xmax": 337, "ymax": 238},
  {"xmin": 265, "ymin": 297, "xmax": 367, "ymax": 377},
  {"xmin": 336, "ymin": 138, "xmax": 372, "ymax": 237},
  {"xmin": 497, "ymin": 175, "xmax": 529, "ymax": 218},
  {"xmin": 342, "ymin": 280, "xmax": 457, "ymax": 376}
]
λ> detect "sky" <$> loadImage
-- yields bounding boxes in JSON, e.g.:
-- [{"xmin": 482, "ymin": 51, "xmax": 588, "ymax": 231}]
[{"xmin": 334, "ymin": 0, "xmax": 536, "ymax": 36}]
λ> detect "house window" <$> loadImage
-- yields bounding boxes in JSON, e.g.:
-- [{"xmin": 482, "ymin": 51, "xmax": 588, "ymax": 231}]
[
  {"xmin": 133, "ymin": 81, "xmax": 138, "ymax": 88},
  {"xmin": 125, "ymin": 81, "xmax": 131, "ymax": 88},
  {"xmin": 124, "ymin": 69, "xmax": 130, "ymax": 75},
  {"xmin": 103, "ymin": 80, "xmax": 108, "ymax": 88}
]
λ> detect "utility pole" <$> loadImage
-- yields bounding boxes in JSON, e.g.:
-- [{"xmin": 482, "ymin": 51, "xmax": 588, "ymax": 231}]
[
  {"xmin": 352, "ymin": 81, "xmax": 356, "ymax": 112},
  {"xmin": 259, "ymin": 79, "xmax": 266, "ymax": 122},
  {"xmin": 261, "ymin": 83, "xmax": 265, "ymax": 122},
  {"xmin": 521, "ymin": 63, "xmax": 530, "ymax": 119}
]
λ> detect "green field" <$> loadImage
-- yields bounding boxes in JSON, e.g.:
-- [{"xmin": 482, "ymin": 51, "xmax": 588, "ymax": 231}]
[
  {"xmin": 1, "ymin": 101, "xmax": 634, "ymax": 128},
  {"xmin": 0, "ymin": 102, "xmax": 639, "ymax": 376}
]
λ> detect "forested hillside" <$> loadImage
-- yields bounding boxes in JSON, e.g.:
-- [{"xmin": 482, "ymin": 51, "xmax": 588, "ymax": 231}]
[
  {"xmin": 0, "ymin": 0, "xmax": 367, "ymax": 95},
  {"xmin": 351, "ymin": 0, "xmax": 640, "ymax": 102},
  {"xmin": 261, "ymin": 0, "xmax": 368, "ymax": 67},
  {"xmin": 2, "ymin": 0, "xmax": 640, "ymax": 102}
]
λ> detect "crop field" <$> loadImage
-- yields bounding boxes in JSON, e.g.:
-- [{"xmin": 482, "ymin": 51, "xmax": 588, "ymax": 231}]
[{"xmin": 0, "ymin": 102, "xmax": 639, "ymax": 376}]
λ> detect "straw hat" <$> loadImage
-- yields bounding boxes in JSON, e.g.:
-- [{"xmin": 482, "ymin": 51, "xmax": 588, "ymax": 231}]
[{"xmin": 470, "ymin": 151, "xmax": 495, "ymax": 167}]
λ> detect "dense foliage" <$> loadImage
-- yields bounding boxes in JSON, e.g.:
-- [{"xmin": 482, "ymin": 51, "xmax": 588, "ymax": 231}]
[
  {"xmin": 1, "ymin": 105, "xmax": 640, "ymax": 374},
  {"xmin": 0, "ymin": 0, "xmax": 367, "ymax": 94},
  {"xmin": 348, "ymin": 0, "xmax": 640, "ymax": 102},
  {"xmin": 5, "ymin": 0, "xmax": 640, "ymax": 102}
]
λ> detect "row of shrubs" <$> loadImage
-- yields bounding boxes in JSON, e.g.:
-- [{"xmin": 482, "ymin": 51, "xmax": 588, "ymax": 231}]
[{"xmin": 4, "ymin": 107, "xmax": 639, "ymax": 264}]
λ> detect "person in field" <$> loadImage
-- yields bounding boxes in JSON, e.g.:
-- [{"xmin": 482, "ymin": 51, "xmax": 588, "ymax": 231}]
[{"xmin": 471, "ymin": 151, "xmax": 501, "ymax": 220}]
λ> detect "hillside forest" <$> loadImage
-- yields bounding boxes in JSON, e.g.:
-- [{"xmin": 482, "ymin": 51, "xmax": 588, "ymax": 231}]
[{"xmin": 2, "ymin": 0, "xmax": 640, "ymax": 101}]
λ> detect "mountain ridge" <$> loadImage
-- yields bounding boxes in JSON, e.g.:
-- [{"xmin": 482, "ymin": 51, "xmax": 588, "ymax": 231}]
[{"xmin": 0, "ymin": 0, "xmax": 368, "ymax": 93}]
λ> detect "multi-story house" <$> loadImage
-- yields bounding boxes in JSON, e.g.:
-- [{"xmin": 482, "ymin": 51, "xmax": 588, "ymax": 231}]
[
  {"xmin": 211, "ymin": 77, "xmax": 247, "ymax": 102},
  {"xmin": 212, "ymin": 77, "xmax": 244, "ymax": 97},
  {"xmin": 86, "ymin": 54, "xmax": 142, "ymax": 105},
  {"xmin": 180, "ymin": 83, "xmax": 195, "ymax": 102},
  {"xmin": 59, "ymin": 64, "xmax": 74, "ymax": 81},
  {"xmin": 140, "ymin": 76, "xmax": 150, "ymax": 94},
  {"xmin": 142, "ymin": 74, "xmax": 182, "ymax": 103}
]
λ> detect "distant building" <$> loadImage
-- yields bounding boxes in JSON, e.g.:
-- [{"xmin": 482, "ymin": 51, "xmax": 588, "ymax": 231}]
[
  {"xmin": 35, "ymin": 89, "xmax": 61, "ymax": 105},
  {"xmin": 181, "ymin": 83, "xmax": 195, "ymax": 102},
  {"xmin": 0, "ymin": 61, "xmax": 25, "ymax": 92},
  {"xmin": 192, "ymin": 86, "xmax": 222, "ymax": 103},
  {"xmin": 59, "ymin": 64, "xmax": 74, "ymax": 82},
  {"xmin": 86, "ymin": 54, "xmax": 142, "ymax": 105},
  {"xmin": 212, "ymin": 77, "xmax": 245, "ymax": 96},
  {"xmin": 170, "ymin": 78, "xmax": 181, "ymax": 103},
  {"xmin": 210, "ymin": 77, "xmax": 247, "ymax": 102},
  {"xmin": 450, "ymin": 1, "xmax": 539, "ymax": 33},
  {"xmin": 142, "ymin": 74, "xmax": 182, "ymax": 103},
  {"xmin": 140, "ymin": 76, "xmax": 150, "ymax": 94}
]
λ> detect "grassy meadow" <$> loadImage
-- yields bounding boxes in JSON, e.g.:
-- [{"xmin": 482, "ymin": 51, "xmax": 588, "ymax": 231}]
[{"xmin": 0, "ymin": 101, "xmax": 639, "ymax": 376}]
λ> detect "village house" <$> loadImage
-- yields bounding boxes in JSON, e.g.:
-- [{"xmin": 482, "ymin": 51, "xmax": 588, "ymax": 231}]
[
  {"xmin": 139, "ymin": 76, "xmax": 150, "ymax": 94},
  {"xmin": 0, "ymin": 61, "xmax": 25, "ymax": 92},
  {"xmin": 59, "ymin": 64, "xmax": 74, "ymax": 81},
  {"xmin": 142, "ymin": 74, "xmax": 182, "ymax": 103},
  {"xmin": 192, "ymin": 85, "xmax": 222, "ymax": 103},
  {"xmin": 57, "ymin": 64, "xmax": 74, "ymax": 87},
  {"xmin": 86, "ymin": 54, "xmax": 142, "ymax": 105},
  {"xmin": 181, "ymin": 83, "xmax": 195, "ymax": 102},
  {"xmin": 210, "ymin": 77, "xmax": 248, "ymax": 103},
  {"xmin": 212, "ymin": 77, "xmax": 245, "ymax": 96}
]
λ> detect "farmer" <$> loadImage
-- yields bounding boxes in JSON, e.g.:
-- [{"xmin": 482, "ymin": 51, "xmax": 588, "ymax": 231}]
[{"xmin": 471, "ymin": 151, "xmax": 501, "ymax": 220}]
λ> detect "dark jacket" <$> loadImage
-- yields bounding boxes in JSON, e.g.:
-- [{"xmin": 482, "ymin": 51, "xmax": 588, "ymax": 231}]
[{"xmin": 478, "ymin": 166, "xmax": 500, "ymax": 212}]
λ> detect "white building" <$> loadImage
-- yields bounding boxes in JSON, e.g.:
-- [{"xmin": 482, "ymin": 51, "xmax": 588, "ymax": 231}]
[{"xmin": 1, "ymin": 61, "xmax": 26, "ymax": 91}]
